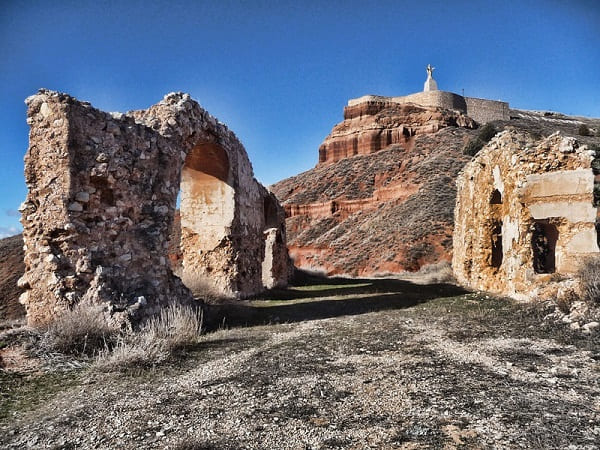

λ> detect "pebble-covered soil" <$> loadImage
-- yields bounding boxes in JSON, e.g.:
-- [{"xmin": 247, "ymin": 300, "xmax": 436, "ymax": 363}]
[{"xmin": 1, "ymin": 277, "xmax": 599, "ymax": 449}]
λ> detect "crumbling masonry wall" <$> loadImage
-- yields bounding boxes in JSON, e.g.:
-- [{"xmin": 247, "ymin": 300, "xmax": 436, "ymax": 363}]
[
  {"xmin": 19, "ymin": 89, "xmax": 289, "ymax": 326},
  {"xmin": 453, "ymin": 130, "xmax": 599, "ymax": 300}
]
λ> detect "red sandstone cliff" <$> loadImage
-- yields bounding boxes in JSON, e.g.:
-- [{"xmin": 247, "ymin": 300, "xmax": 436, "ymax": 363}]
[
  {"xmin": 272, "ymin": 101, "xmax": 479, "ymax": 276},
  {"xmin": 318, "ymin": 101, "xmax": 475, "ymax": 165}
]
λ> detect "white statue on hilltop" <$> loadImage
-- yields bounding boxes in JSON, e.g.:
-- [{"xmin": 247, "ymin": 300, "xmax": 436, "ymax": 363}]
[
  {"xmin": 426, "ymin": 64, "xmax": 435, "ymax": 78},
  {"xmin": 424, "ymin": 64, "xmax": 438, "ymax": 92}
]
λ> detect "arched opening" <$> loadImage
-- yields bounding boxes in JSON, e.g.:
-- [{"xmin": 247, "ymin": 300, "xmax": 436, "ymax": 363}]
[
  {"xmin": 180, "ymin": 142, "xmax": 233, "ymax": 252},
  {"xmin": 490, "ymin": 221, "xmax": 503, "ymax": 268},
  {"xmin": 490, "ymin": 189, "xmax": 502, "ymax": 204},
  {"xmin": 174, "ymin": 141, "xmax": 235, "ymax": 294},
  {"xmin": 532, "ymin": 221, "xmax": 558, "ymax": 274}
]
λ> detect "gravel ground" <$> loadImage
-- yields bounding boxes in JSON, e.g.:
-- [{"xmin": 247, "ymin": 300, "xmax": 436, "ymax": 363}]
[{"xmin": 1, "ymin": 282, "xmax": 599, "ymax": 449}]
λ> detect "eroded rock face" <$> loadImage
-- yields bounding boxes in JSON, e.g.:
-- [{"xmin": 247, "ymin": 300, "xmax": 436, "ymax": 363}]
[
  {"xmin": 453, "ymin": 130, "xmax": 599, "ymax": 299},
  {"xmin": 272, "ymin": 120, "xmax": 476, "ymax": 276},
  {"xmin": 318, "ymin": 101, "xmax": 475, "ymax": 165},
  {"xmin": 20, "ymin": 89, "xmax": 289, "ymax": 327}
]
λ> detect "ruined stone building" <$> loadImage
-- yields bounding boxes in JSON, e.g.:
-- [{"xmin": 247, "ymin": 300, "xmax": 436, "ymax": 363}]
[
  {"xmin": 453, "ymin": 130, "xmax": 599, "ymax": 299},
  {"xmin": 19, "ymin": 89, "xmax": 290, "ymax": 326}
]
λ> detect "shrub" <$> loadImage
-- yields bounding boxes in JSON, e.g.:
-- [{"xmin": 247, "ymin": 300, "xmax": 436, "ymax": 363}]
[
  {"xmin": 463, "ymin": 138, "xmax": 484, "ymax": 156},
  {"xmin": 478, "ymin": 123, "xmax": 497, "ymax": 142},
  {"xmin": 42, "ymin": 304, "xmax": 119, "ymax": 356},
  {"xmin": 96, "ymin": 304, "xmax": 203, "ymax": 371},
  {"xmin": 576, "ymin": 256, "xmax": 600, "ymax": 305},
  {"xmin": 144, "ymin": 303, "xmax": 203, "ymax": 351},
  {"xmin": 180, "ymin": 273, "xmax": 223, "ymax": 303},
  {"xmin": 463, "ymin": 123, "xmax": 497, "ymax": 156},
  {"xmin": 578, "ymin": 123, "xmax": 591, "ymax": 136},
  {"xmin": 418, "ymin": 261, "xmax": 456, "ymax": 284},
  {"xmin": 594, "ymin": 184, "xmax": 600, "ymax": 207},
  {"xmin": 556, "ymin": 288, "xmax": 577, "ymax": 314},
  {"xmin": 529, "ymin": 131, "xmax": 543, "ymax": 141}
]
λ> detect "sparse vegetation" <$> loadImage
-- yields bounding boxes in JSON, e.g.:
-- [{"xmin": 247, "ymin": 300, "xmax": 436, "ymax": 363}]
[
  {"xmin": 96, "ymin": 304, "xmax": 203, "ymax": 371},
  {"xmin": 578, "ymin": 123, "xmax": 591, "ymax": 136},
  {"xmin": 556, "ymin": 288, "xmax": 577, "ymax": 314},
  {"xmin": 41, "ymin": 304, "xmax": 119, "ymax": 356},
  {"xmin": 179, "ymin": 272, "xmax": 226, "ymax": 303},
  {"xmin": 576, "ymin": 256, "xmax": 600, "ymax": 305},
  {"xmin": 463, "ymin": 123, "xmax": 497, "ymax": 156}
]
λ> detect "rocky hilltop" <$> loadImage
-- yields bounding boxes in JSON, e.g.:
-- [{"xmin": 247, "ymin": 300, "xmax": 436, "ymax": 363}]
[
  {"xmin": 318, "ymin": 100, "xmax": 475, "ymax": 165},
  {"xmin": 272, "ymin": 101, "xmax": 600, "ymax": 276}
]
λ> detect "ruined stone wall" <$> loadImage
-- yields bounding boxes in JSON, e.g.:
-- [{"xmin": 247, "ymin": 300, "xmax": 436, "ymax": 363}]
[
  {"xmin": 261, "ymin": 192, "xmax": 291, "ymax": 288},
  {"xmin": 347, "ymin": 91, "xmax": 509, "ymax": 124},
  {"xmin": 453, "ymin": 130, "xmax": 598, "ymax": 300},
  {"xmin": 20, "ymin": 89, "xmax": 289, "ymax": 327}
]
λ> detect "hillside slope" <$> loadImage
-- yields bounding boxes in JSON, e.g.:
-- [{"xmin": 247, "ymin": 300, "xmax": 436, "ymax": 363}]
[
  {"xmin": 271, "ymin": 104, "xmax": 600, "ymax": 276},
  {"xmin": 0, "ymin": 235, "xmax": 25, "ymax": 322}
]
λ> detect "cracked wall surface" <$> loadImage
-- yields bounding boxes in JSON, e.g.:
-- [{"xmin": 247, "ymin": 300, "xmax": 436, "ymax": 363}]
[
  {"xmin": 453, "ymin": 130, "xmax": 599, "ymax": 300},
  {"xmin": 19, "ymin": 89, "xmax": 289, "ymax": 326}
]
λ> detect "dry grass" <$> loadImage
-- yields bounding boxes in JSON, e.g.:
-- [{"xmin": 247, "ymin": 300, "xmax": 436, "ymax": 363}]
[
  {"xmin": 379, "ymin": 261, "xmax": 456, "ymax": 285},
  {"xmin": 96, "ymin": 304, "xmax": 203, "ymax": 371},
  {"xmin": 41, "ymin": 304, "xmax": 119, "ymax": 357},
  {"xmin": 416, "ymin": 261, "xmax": 456, "ymax": 284},
  {"xmin": 179, "ymin": 272, "xmax": 224, "ymax": 303},
  {"xmin": 576, "ymin": 256, "xmax": 600, "ymax": 305}
]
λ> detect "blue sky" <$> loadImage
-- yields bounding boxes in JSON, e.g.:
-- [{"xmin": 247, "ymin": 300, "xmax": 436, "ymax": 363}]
[{"xmin": 1, "ymin": 0, "xmax": 599, "ymax": 238}]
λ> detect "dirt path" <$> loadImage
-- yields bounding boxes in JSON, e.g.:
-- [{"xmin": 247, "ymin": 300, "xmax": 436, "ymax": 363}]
[{"xmin": 1, "ymin": 286, "xmax": 599, "ymax": 449}]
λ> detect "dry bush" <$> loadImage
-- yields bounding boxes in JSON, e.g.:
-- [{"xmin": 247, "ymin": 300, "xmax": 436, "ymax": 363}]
[
  {"xmin": 578, "ymin": 123, "xmax": 591, "ymax": 136},
  {"xmin": 556, "ymin": 288, "xmax": 578, "ymax": 314},
  {"xmin": 144, "ymin": 303, "xmax": 203, "ymax": 351},
  {"xmin": 418, "ymin": 261, "xmax": 456, "ymax": 284},
  {"xmin": 42, "ymin": 304, "xmax": 119, "ymax": 356},
  {"xmin": 96, "ymin": 304, "xmax": 203, "ymax": 371},
  {"xmin": 577, "ymin": 256, "xmax": 600, "ymax": 305},
  {"xmin": 463, "ymin": 123, "xmax": 497, "ymax": 156},
  {"xmin": 180, "ymin": 273, "xmax": 224, "ymax": 303}
]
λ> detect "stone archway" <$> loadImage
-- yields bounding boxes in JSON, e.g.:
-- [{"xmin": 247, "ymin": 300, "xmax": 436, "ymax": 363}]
[{"xmin": 19, "ymin": 90, "xmax": 290, "ymax": 327}]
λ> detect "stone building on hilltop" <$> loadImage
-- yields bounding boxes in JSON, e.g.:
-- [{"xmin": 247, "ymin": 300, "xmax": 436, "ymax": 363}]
[{"xmin": 453, "ymin": 129, "xmax": 599, "ymax": 299}]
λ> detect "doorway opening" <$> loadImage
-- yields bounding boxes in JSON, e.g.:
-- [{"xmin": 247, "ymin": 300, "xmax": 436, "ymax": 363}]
[{"xmin": 531, "ymin": 221, "xmax": 558, "ymax": 274}]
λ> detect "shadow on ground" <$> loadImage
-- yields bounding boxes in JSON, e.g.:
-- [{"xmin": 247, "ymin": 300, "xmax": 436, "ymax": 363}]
[{"xmin": 202, "ymin": 273, "xmax": 468, "ymax": 331}]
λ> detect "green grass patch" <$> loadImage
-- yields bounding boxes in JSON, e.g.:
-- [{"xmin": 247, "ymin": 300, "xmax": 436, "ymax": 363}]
[
  {"xmin": 251, "ymin": 291, "xmax": 384, "ymax": 308},
  {"xmin": 290, "ymin": 282, "xmax": 372, "ymax": 292}
]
